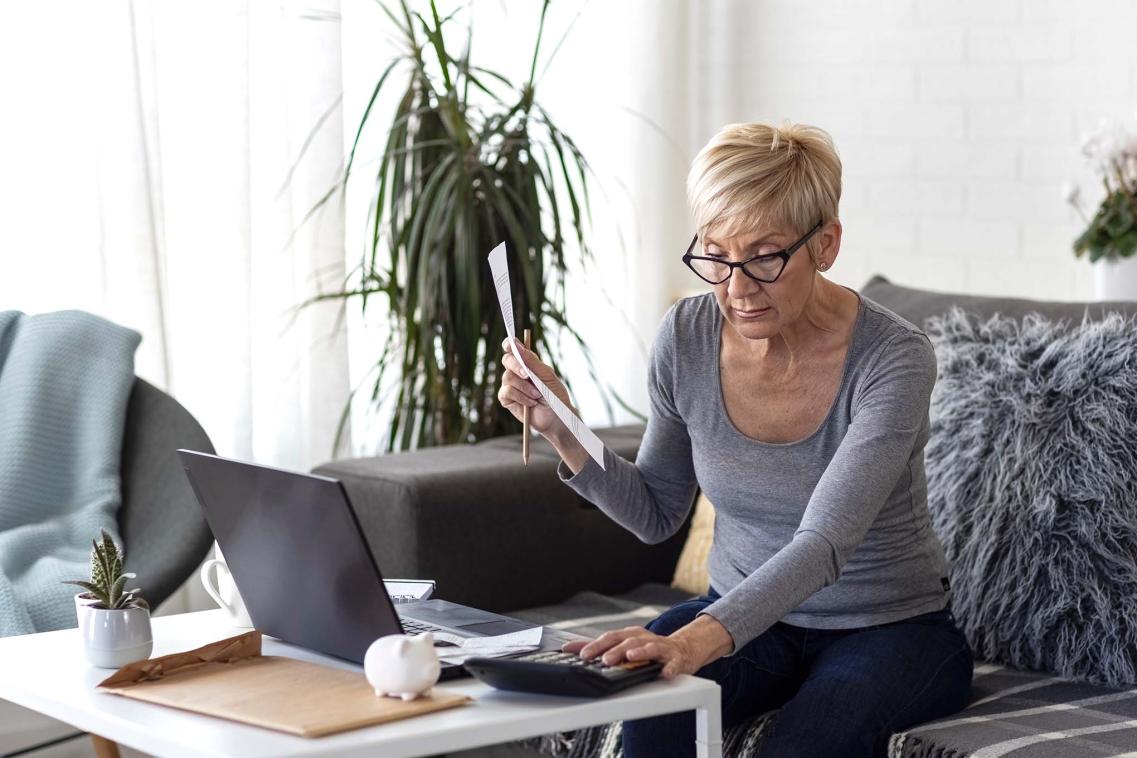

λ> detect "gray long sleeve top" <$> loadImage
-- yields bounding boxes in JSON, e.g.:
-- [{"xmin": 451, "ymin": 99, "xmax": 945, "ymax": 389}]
[{"xmin": 557, "ymin": 292, "xmax": 952, "ymax": 654}]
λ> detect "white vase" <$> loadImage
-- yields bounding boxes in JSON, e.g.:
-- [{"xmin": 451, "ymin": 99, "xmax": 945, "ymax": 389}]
[
  {"xmin": 75, "ymin": 595, "xmax": 153, "ymax": 669},
  {"xmin": 1092, "ymin": 255, "xmax": 1137, "ymax": 301}
]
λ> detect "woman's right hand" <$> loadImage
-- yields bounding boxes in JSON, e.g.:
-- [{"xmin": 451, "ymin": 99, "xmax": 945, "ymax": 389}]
[{"xmin": 497, "ymin": 337, "xmax": 572, "ymax": 439}]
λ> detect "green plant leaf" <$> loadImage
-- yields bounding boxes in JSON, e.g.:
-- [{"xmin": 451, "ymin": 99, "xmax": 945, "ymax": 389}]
[
  {"xmin": 1089, "ymin": 237, "xmax": 1108, "ymax": 262},
  {"xmin": 109, "ymin": 574, "xmax": 128, "ymax": 609},
  {"xmin": 62, "ymin": 580, "xmax": 100, "ymax": 596},
  {"xmin": 1117, "ymin": 230, "xmax": 1137, "ymax": 259},
  {"xmin": 93, "ymin": 539, "xmax": 110, "ymax": 593},
  {"xmin": 100, "ymin": 529, "xmax": 122, "ymax": 577},
  {"xmin": 89, "ymin": 548, "xmax": 106, "ymax": 593},
  {"xmin": 278, "ymin": 92, "xmax": 345, "ymax": 198}
]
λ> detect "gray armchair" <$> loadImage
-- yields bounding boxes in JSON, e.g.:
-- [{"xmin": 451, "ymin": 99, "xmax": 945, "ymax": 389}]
[
  {"xmin": 119, "ymin": 378, "xmax": 216, "ymax": 608},
  {"xmin": 4, "ymin": 378, "xmax": 216, "ymax": 757}
]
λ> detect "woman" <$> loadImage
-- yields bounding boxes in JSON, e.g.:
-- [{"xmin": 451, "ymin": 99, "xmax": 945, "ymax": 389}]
[{"xmin": 497, "ymin": 122, "xmax": 973, "ymax": 757}]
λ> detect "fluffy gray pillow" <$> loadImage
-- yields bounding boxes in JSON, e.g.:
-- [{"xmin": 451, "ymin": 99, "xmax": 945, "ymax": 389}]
[{"xmin": 926, "ymin": 307, "xmax": 1137, "ymax": 688}]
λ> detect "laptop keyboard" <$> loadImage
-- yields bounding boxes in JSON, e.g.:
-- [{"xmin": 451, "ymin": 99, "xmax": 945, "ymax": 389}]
[{"xmin": 400, "ymin": 617, "xmax": 445, "ymax": 635}]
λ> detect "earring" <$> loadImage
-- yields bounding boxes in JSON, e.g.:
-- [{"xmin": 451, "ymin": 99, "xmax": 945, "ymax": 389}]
[{"xmin": 818, "ymin": 262, "xmax": 829, "ymax": 271}]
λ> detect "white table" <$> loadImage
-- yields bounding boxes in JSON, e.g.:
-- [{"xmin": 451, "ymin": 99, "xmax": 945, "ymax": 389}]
[{"xmin": 0, "ymin": 610, "xmax": 722, "ymax": 758}]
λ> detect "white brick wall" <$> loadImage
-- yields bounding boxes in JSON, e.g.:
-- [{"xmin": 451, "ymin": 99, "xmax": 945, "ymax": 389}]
[{"xmin": 679, "ymin": 0, "xmax": 1136, "ymax": 302}]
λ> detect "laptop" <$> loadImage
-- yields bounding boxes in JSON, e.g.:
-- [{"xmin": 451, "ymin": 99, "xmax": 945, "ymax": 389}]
[{"xmin": 177, "ymin": 450, "xmax": 582, "ymax": 679}]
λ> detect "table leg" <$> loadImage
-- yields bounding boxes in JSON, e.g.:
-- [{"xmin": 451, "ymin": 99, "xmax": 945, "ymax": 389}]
[
  {"xmin": 90, "ymin": 734, "xmax": 121, "ymax": 758},
  {"xmin": 694, "ymin": 692, "xmax": 723, "ymax": 758}
]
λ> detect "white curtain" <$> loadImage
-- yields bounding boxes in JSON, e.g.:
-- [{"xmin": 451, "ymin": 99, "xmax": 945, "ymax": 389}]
[
  {"xmin": 0, "ymin": 0, "xmax": 350, "ymax": 614},
  {"xmin": 0, "ymin": 0, "xmax": 349, "ymax": 467}
]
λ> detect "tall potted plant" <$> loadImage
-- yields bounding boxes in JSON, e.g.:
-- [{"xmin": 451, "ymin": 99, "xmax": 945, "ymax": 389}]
[{"xmin": 310, "ymin": 0, "xmax": 626, "ymax": 452}]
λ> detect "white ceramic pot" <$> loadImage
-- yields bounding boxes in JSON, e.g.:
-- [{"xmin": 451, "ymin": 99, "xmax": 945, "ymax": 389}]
[
  {"xmin": 1093, "ymin": 254, "xmax": 1137, "ymax": 301},
  {"xmin": 75, "ymin": 596, "xmax": 153, "ymax": 669},
  {"xmin": 73, "ymin": 593, "xmax": 98, "ymax": 637}
]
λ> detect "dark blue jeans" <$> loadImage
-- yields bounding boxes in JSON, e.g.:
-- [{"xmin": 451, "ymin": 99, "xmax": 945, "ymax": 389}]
[{"xmin": 622, "ymin": 588, "xmax": 973, "ymax": 758}]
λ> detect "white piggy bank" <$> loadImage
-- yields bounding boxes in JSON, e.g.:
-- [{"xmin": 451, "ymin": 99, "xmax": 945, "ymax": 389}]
[{"xmin": 364, "ymin": 632, "xmax": 441, "ymax": 701}]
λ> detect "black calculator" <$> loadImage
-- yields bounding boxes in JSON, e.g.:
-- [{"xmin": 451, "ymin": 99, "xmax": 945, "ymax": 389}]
[{"xmin": 463, "ymin": 650, "xmax": 664, "ymax": 697}]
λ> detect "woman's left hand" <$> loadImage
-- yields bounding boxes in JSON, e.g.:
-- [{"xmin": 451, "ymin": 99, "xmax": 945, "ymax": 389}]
[{"xmin": 561, "ymin": 626, "xmax": 701, "ymax": 680}]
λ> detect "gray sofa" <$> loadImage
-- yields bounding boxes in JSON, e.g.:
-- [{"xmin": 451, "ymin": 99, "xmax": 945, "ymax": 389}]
[
  {"xmin": 317, "ymin": 425, "xmax": 691, "ymax": 615},
  {"xmin": 314, "ymin": 277, "xmax": 1137, "ymax": 757}
]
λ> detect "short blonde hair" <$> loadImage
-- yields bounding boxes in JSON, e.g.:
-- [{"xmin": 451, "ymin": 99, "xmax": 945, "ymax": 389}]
[{"xmin": 687, "ymin": 121, "xmax": 842, "ymax": 243}]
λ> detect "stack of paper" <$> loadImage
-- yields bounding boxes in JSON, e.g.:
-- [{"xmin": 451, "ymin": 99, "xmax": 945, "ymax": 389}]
[{"xmin": 432, "ymin": 627, "xmax": 543, "ymax": 665}]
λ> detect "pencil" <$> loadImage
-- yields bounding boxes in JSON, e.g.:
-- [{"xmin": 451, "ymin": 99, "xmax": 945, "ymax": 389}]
[{"xmin": 522, "ymin": 329, "xmax": 532, "ymax": 465}]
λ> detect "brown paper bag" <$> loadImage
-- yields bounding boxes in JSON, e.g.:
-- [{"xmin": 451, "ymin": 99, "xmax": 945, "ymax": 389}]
[{"xmin": 97, "ymin": 631, "xmax": 471, "ymax": 737}]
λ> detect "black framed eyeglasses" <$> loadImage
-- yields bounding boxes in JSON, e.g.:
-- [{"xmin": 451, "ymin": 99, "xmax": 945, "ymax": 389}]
[{"xmin": 682, "ymin": 218, "xmax": 824, "ymax": 285}]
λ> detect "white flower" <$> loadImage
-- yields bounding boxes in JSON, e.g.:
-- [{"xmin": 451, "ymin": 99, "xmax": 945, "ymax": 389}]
[{"xmin": 1080, "ymin": 118, "xmax": 1137, "ymax": 170}]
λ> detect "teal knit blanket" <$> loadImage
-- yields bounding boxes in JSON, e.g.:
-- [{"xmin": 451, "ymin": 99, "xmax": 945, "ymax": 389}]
[{"xmin": 0, "ymin": 310, "xmax": 140, "ymax": 636}]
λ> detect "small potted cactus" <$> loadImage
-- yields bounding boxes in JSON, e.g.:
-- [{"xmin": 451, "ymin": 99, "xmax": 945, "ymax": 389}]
[{"xmin": 63, "ymin": 529, "xmax": 153, "ymax": 668}]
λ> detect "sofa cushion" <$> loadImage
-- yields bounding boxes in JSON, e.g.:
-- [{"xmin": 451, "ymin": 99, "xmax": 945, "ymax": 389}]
[
  {"xmin": 925, "ymin": 308, "xmax": 1137, "ymax": 688},
  {"xmin": 494, "ymin": 585, "xmax": 1137, "ymax": 758},
  {"xmin": 890, "ymin": 665, "xmax": 1137, "ymax": 757},
  {"xmin": 862, "ymin": 275, "xmax": 1137, "ymax": 328},
  {"xmin": 670, "ymin": 493, "xmax": 716, "ymax": 595}
]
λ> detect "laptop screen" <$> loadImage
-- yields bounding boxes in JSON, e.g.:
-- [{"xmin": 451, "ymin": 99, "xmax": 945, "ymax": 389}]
[{"xmin": 178, "ymin": 450, "xmax": 403, "ymax": 663}]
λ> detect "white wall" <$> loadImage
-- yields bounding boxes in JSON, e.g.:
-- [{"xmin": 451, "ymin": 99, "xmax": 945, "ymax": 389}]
[{"xmin": 686, "ymin": 0, "xmax": 1137, "ymax": 302}]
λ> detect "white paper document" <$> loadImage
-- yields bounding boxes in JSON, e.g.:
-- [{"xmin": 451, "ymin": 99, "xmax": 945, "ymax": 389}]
[
  {"xmin": 433, "ymin": 626, "xmax": 544, "ymax": 664},
  {"xmin": 487, "ymin": 242, "xmax": 606, "ymax": 470}
]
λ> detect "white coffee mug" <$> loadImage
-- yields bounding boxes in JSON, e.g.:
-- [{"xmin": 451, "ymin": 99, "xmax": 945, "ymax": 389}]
[{"xmin": 200, "ymin": 558, "xmax": 254, "ymax": 628}]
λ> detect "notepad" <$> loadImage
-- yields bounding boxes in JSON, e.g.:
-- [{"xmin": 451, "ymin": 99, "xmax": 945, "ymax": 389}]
[{"xmin": 97, "ymin": 631, "xmax": 470, "ymax": 737}]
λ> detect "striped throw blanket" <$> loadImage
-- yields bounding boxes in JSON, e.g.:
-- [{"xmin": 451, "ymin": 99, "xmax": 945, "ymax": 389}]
[{"xmin": 508, "ymin": 585, "xmax": 1137, "ymax": 758}]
